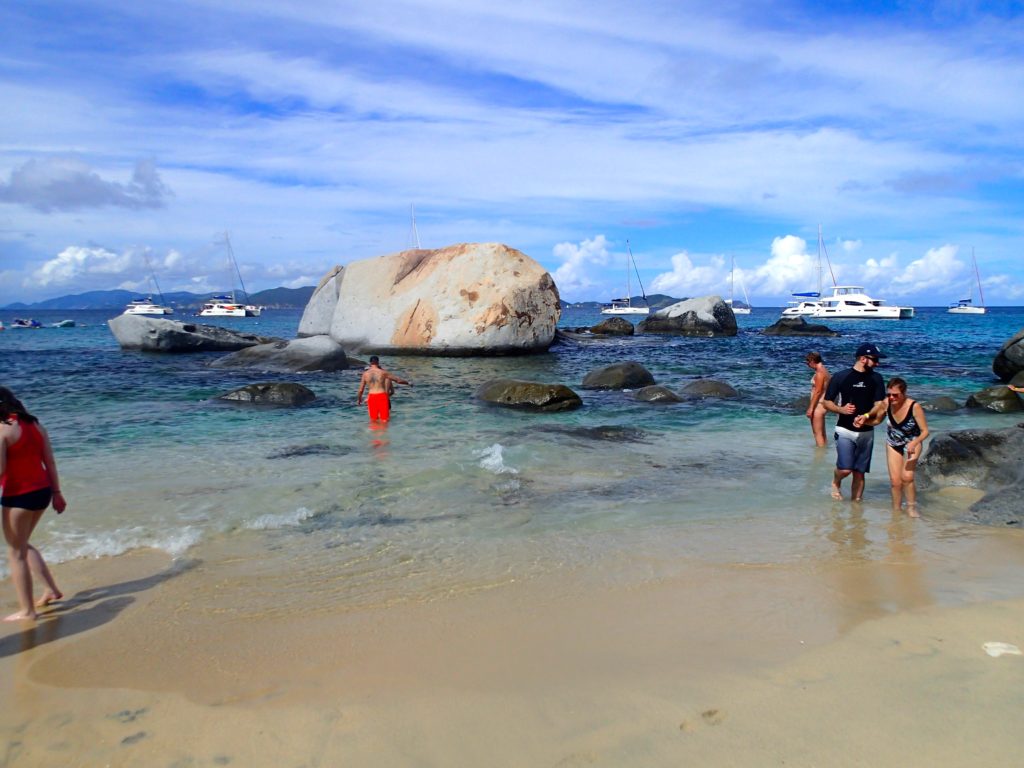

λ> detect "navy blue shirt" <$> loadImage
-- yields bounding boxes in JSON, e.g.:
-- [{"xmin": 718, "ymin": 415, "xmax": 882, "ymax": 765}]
[{"xmin": 824, "ymin": 367, "xmax": 886, "ymax": 432}]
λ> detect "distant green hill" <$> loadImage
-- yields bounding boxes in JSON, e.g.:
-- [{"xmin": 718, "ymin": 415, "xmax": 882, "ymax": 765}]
[
  {"xmin": 4, "ymin": 286, "xmax": 315, "ymax": 310},
  {"xmin": 561, "ymin": 293, "xmax": 683, "ymax": 310}
]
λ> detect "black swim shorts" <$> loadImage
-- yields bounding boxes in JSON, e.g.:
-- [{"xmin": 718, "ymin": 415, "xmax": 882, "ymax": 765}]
[{"xmin": 0, "ymin": 486, "xmax": 53, "ymax": 510}]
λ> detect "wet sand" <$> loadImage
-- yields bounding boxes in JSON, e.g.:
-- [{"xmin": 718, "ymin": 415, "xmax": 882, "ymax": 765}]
[{"xmin": 3, "ymin": 511, "xmax": 1024, "ymax": 767}]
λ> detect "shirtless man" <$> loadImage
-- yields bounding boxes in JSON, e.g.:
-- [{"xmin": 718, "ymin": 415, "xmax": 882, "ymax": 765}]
[{"xmin": 357, "ymin": 356, "xmax": 411, "ymax": 422}]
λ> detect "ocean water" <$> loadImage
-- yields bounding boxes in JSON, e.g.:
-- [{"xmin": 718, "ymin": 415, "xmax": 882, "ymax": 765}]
[{"xmin": 2, "ymin": 305, "xmax": 1023, "ymax": 610}]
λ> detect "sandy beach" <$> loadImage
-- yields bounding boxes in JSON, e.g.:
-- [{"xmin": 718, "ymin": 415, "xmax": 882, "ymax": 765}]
[{"xmin": 3, "ymin": 498, "xmax": 1023, "ymax": 767}]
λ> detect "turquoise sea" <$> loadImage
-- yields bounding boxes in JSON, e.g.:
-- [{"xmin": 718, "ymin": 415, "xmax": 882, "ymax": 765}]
[{"xmin": 2, "ymin": 305, "xmax": 1023, "ymax": 612}]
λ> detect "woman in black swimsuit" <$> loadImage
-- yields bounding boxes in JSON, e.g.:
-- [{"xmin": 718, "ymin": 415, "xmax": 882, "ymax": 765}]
[{"xmin": 884, "ymin": 377, "xmax": 929, "ymax": 516}]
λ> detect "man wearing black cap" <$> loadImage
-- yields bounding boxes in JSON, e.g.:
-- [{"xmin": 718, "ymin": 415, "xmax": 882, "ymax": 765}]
[{"xmin": 821, "ymin": 343, "xmax": 887, "ymax": 500}]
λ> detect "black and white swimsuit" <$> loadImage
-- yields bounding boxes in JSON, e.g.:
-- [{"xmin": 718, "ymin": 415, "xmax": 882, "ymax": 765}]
[{"xmin": 886, "ymin": 400, "xmax": 921, "ymax": 454}]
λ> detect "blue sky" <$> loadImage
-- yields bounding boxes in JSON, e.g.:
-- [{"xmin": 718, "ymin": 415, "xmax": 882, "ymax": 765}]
[{"xmin": 2, "ymin": 0, "xmax": 1024, "ymax": 306}]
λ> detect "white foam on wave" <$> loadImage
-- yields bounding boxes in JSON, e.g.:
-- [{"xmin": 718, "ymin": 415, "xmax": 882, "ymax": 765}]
[
  {"xmin": 243, "ymin": 506, "xmax": 320, "ymax": 531},
  {"xmin": 475, "ymin": 443, "xmax": 519, "ymax": 475},
  {"xmin": 0, "ymin": 525, "xmax": 204, "ymax": 576}
]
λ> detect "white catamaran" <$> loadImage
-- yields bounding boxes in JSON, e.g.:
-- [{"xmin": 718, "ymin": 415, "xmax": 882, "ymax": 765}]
[
  {"xmin": 948, "ymin": 249, "xmax": 986, "ymax": 314},
  {"xmin": 199, "ymin": 233, "xmax": 262, "ymax": 317},
  {"xmin": 781, "ymin": 226, "xmax": 914, "ymax": 319},
  {"xmin": 601, "ymin": 241, "xmax": 649, "ymax": 315}
]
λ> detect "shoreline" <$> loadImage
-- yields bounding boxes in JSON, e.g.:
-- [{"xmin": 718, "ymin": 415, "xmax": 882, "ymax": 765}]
[{"xmin": 3, "ymin": 509, "xmax": 1023, "ymax": 766}]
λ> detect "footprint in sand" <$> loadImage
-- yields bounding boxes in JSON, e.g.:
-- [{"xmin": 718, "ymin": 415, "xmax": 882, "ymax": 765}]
[{"xmin": 701, "ymin": 708, "xmax": 725, "ymax": 726}]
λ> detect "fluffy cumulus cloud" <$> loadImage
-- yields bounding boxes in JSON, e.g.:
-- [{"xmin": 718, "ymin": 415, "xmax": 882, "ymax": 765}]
[
  {"xmin": 0, "ymin": 157, "xmax": 172, "ymax": 212},
  {"xmin": 747, "ymin": 236, "xmax": 823, "ymax": 296},
  {"xmin": 883, "ymin": 244, "xmax": 964, "ymax": 296},
  {"xmin": 650, "ymin": 252, "xmax": 725, "ymax": 296},
  {"xmin": 551, "ymin": 235, "xmax": 612, "ymax": 296},
  {"xmin": 29, "ymin": 246, "xmax": 134, "ymax": 287}
]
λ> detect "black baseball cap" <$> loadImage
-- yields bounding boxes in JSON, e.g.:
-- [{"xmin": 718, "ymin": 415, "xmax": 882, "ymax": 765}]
[{"xmin": 855, "ymin": 343, "xmax": 886, "ymax": 360}]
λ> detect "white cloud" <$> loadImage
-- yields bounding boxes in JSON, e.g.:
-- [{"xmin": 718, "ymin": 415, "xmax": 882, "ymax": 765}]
[
  {"xmin": 551, "ymin": 235, "xmax": 612, "ymax": 296},
  {"xmin": 650, "ymin": 252, "xmax": 724, "ymax": 296},
  {"xmin": 29, "ymin": 246, "xmax": 133, "ymax": 287}
]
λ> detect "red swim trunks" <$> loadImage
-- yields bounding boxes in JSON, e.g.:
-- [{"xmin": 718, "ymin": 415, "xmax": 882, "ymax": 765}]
[{"xmin": 367, "ymin": 392, "xmax": 390, "ymax": 421}]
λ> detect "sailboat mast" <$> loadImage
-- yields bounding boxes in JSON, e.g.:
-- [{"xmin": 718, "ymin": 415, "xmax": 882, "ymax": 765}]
[
  {"xmin": 409, "ymin": 204, "xmax": 421, "ymax": 249},
  {"xmin": 627, "ymin": 240, "xmax": 647, "ymax": 304},
  {"xmin": 973, "ymin": 248, "xmax": 985, "ymax": 307},
  {"xmin": 224, "ymin": 232, "xmax": 251, "ymax": 303},
  {"xmin": 142, "ymin": 250, "xmax": 167, "ymax": 305}
]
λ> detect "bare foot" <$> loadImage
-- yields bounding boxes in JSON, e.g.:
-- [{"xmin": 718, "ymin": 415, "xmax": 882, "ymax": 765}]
[
  {"xmin": 907, "ymin": 504, "xmax": 920, "ymax": 518},
  {"xmin": 4, "ymin": 610, "xmax": 37, "ymax": 622},
  {"xmin": 831, "ymin": 484, "xmax": 842, "ymax": 500},
  {"xmin": 35, "ymin": 590, "xmax": 63, "ymax": 607}
]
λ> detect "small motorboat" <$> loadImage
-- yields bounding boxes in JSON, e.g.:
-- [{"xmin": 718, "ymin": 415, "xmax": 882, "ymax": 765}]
[
  {"xmin": 11, "ymin": 318, "xmax": 43, "ymax": 329},
  {"xmin": 52, "ymin": 319, "xmax": 76, "ymax": 328}
]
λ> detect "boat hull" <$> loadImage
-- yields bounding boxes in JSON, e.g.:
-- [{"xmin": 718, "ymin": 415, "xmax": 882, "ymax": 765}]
[
  {"xmin": 947, "ymin": 305, "xmax": 985, "ymax": 315},
  {"xmin": 600, "ymin": 306, "xmax": 649, "ymax": 315}
]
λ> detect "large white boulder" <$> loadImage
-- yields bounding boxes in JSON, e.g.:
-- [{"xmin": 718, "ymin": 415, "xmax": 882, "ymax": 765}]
[
  {"xmin": 638, "ymin": 295, "xmax": 737, "ymax": 337},
  {"xmin": 319, "ymin": 243, "xmax": 561, "ymax": 355},
  {"xmin": 298, "ymin": 266, "xmax": 344, "ymax": 337}
]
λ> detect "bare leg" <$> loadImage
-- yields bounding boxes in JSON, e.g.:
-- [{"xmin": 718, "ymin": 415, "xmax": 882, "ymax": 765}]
[
  {"xmin": 886, "ymin": 445, "xmax": 905, "ymax": 511},
  {"xmin": 28, "ymin": 545, "xmax": 62, "ymax": 606},
  {"xmin": 851, "ymin": 471, "xmax": 866, "ymax": 502},
  {"xmin": 812, "ymin": 405, "xmax": 828, "ymax": 448},
  {"xmin": 3, "ymin": 507, "xmax": 44, "ymax": 621},
  {"xmin": 902, "ymin": 460, "xmax": 919, "ymax": 517},
  {"xmin": 832, "ymin": 468, "xmax": 851, "ymax": 499}
]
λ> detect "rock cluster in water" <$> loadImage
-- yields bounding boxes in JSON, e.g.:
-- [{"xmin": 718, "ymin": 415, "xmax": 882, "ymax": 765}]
[
  {"xmin": 761, "ymin": 317, "xmax": 839, "ymax": 336},
  {"xmin": 993, "ymin": 329, "xmax": 1024, "ymax": 382},
  {"xmin": 218, "ymin": 382, "xmax": 317, "ymax": 406},
  {"xmin": 475, "ymin": 379, "xmax": 582, "ymax": 412},
  {"xmin": 211, "ymin": 336, "xmax": 348, "ymax": 372}
]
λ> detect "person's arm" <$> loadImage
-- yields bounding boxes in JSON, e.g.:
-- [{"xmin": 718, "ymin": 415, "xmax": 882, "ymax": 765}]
[
  {"xmin": 822, "ymin": 370, "xmax": 855, "ymax": 415},
  {"xmin": 858, "ymin": 399, "xmax": 887, "ymax": 427},
  {"xmin": 357, "ymin": 374, "xmax": 367, "ymax": 405},
  {"xmin": 905, "ymin": 403, "xmax": 930, "ymax": 461},
  {"xmin": 1010, "ymin": 384, "xmax": 1024, "ymax": 394},
  {"xmin": 385, "ymin": 372, "xmax": 411, "ymax": 387},
  {"xmin": 38, "ymin": 424, "xmax": 66, "ymax": 513}
]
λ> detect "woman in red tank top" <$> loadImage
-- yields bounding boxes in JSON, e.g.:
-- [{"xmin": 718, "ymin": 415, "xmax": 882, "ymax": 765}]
[{"xmin": 1, "ymin": 387, "xmax": 65, "ymax": 621}]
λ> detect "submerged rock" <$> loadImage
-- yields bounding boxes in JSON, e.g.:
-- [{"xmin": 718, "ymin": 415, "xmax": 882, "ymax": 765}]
[
  {"xmin": 919, "ymin": 425, "xmax": 1024, "ymax": 527},
  {"xmin": 638, "ymin": 295, "xmax": 737, "ymax": 337},
  {"xmin": 761, "ymin": 317, "xmax": 839, "ymax": 337},
  {"xmin": 108, "ymin": 315, "xmax": 278, "ymax": 352},
  {"xmin": 634, "ymin": 385, "xmax": 684, "ymax": 403},
  {"xmin": 680, "ymin": 378, "xmax": 738, "ymax": 398},
  {"xmin": 218, "ymin": 382, "xmax": 317, "ymax": 406},
  {"xmin": 475, "ymin": 378, "xmax": 582, "ymax": 412},
  {"xmin": 920, "ymin": 396, "xmax": 961, "ymax": 413},
  {"xmin": 211, "ymin": 335, "xmax": 348, "ymax": 372},
  {"xmin": 309, "ymin": 243, "xmax": 560, "ymax": 356},
  {"xmin": 581, "ymin": 361, "xmax": 656, "ymax": 390}
]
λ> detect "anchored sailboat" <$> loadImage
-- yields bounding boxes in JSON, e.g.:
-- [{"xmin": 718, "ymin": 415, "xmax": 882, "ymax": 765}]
[
  {"xmin": 199, "ymin": 233, "xmax": 262, "ymax": 317},
  {"xmin": 123, "ymin": 251, "xmax": 173, "ymax": 315},
  {"xmin": 601, "ymin": 241, "xmax": 649, "ymax": 315},
  {"xmin": 726, "ymin": 256, "xmax": 752, "ymax": 314},
  {"xmin": 947, "ymin": 249, "xmax": 986, "ymax": 314}
]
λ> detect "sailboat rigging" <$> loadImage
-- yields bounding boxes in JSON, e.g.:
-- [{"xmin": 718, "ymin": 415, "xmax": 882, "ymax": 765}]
[
  {"xmin": 726, "ymin": 256, "xmax": 752, "ymax": 314},
  {"xmin": 947, "ymin": 249, "xmax": 986, "ymax": 314},
  {"xmin": 601, "ymin": 240, "xmax": 649, "ymax": 315},
  {"xmin": 199, "ymin": 233, "xmax": 262, "ymax": 317},
  {"xmin": 123, "ymin": 251, "xmax": 174, "ymax": 315}
]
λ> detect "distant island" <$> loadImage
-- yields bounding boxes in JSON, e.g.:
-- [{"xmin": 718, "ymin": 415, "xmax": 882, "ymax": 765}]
[
  {"xmin": 6, "ymin": 289, "xmax": 685, "ymax": 312},
  {"xmin": 3, "ymin": 286, "xmax": 316, "ymax": 311}
]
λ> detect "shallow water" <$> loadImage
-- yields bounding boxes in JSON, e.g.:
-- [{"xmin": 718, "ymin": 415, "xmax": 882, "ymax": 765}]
[{"xmin": 2, "ymin": 305, "xmax": 1022, "ymax": 609}]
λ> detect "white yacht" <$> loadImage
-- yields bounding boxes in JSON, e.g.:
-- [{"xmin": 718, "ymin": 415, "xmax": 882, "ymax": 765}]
[
  {"xmin": 784, "ymin": 285, "xmax": 914, "ymax": 319},
  {"xmin": 124, "ymin": 297, "xmax": 173, "ymax": 315},
  {"xmin": 601, "ymin": 240, "xmax": 649, "ymax": 315},
  {"xmin": 199, "ymin": 295, "xmax": 260, "ymax": 317}
]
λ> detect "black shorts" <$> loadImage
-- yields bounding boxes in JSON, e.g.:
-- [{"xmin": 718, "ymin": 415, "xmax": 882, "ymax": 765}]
[{"xmin": 1, "ymin": 487, "xmax": 53, "ymax": 510}]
